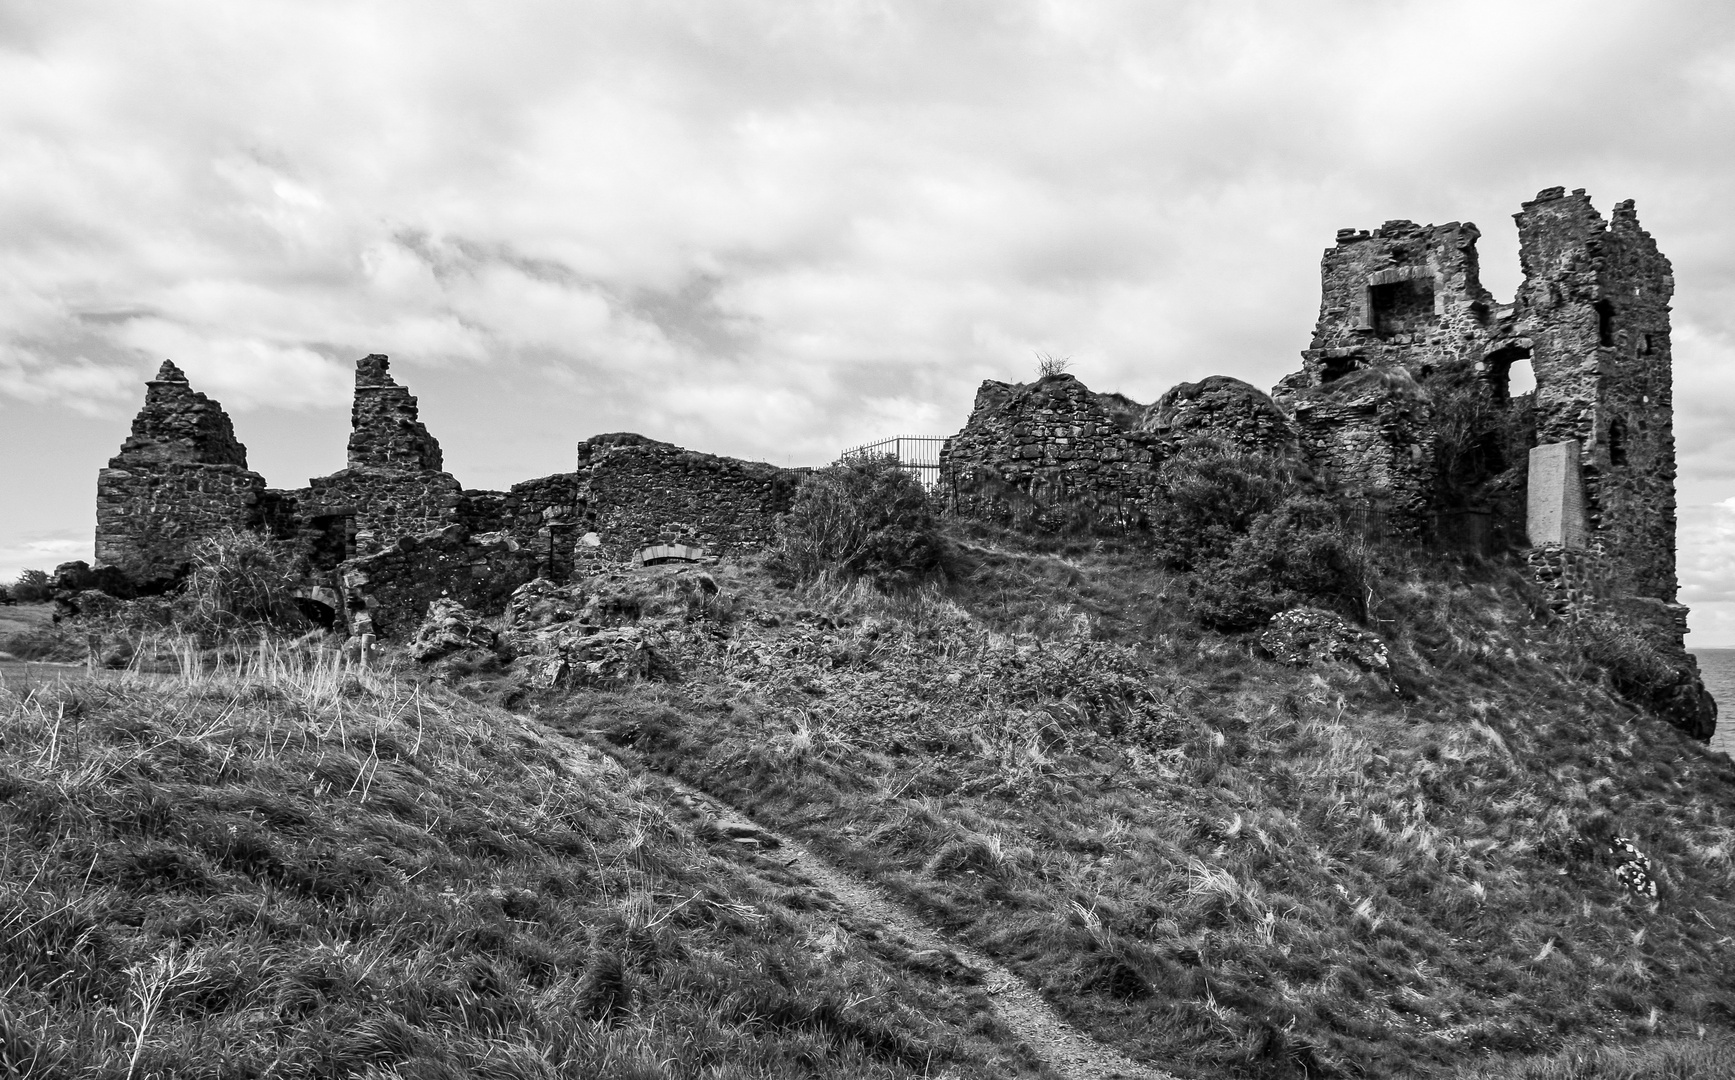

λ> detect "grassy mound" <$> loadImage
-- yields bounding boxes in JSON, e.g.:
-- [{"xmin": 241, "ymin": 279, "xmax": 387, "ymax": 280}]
[
  {"xmin": 528, "ymin": 535, "xmax": 1735, "ymax": 1078},
  {"xmin": 0, "ymin": 648, "xmax": 1048, "ymax": 1078}
]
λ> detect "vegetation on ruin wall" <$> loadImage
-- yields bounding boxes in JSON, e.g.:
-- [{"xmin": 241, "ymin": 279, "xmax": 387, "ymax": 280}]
[
  {"xmin": 0, "ymin": 650, "xmax": 1046, "ymax": 1079},
  {"xmin": 534, "ymin": 532, "xmax": 1735, "ymax": 1079}
]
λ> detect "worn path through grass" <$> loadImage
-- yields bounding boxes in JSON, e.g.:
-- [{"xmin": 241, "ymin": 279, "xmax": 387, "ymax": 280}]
[{"xmin": 550, "ymin": 721, "xmax": 1178, "ymax": 1080}]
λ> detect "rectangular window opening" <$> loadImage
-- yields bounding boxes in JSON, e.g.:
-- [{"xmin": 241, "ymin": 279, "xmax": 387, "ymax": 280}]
[{"xmin": 1369, "ymin": 278, "xmax": 1436, "ymax": 340}]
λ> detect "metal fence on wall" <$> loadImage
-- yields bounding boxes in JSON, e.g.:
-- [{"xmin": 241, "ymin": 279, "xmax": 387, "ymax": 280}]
[{"xmin": 838, "ymin": 436, "xmax": 948, "ymax": 492}]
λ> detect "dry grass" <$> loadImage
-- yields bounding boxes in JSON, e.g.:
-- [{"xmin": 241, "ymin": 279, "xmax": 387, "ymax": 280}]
[{"xmin": 0, "ymin": 644, "xmax": 1047, "ymax": 1078}]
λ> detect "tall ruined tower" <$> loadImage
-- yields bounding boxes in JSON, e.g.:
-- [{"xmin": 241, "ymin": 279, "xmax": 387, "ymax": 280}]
[
  {"xmin": 1276, "ymin": 188, "xmax": 1680, "ymax": 603},
  {"xmin": 94, "ymin": 361, "xmax": 269, "ymax": 583},
  {"xmin": 1514, "ymin": 188, "xmax": 1677, "ymax": 601}
]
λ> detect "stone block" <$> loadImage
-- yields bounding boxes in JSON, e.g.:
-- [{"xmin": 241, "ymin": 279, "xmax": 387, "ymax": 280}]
[{"xmin": 1528, "ymin": 441, "xmax": 1588, "ymax": 548}]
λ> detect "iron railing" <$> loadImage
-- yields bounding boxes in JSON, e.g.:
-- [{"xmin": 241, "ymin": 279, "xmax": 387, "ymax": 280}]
[{"xmin": 838, "ymin": 435, "xmax": 948, "ymax": 492}]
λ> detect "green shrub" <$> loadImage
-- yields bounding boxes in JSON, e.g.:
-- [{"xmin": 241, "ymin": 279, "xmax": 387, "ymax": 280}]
[
  {"xmin": 1148, "ymin": 442, "xmax": 1298, "ymax": 571},
  {"xmin": 10, "ymin": 568, "xmax": 51, "ymax": 603},
  {"xmin": 1147, "ymin": 443, "xmax": 1363, "ymax": 630},
  {"xmin": 1185, "ymin": 494, "xmax": 1364, "ymax": 630},
  {"xmin": 777, "ymin": 456, "xmax": 945, "ymax": 589}
]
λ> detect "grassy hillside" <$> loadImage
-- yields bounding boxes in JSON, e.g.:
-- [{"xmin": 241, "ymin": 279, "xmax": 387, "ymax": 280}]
[
  {"xmin": 0, "ymin": 649, "xmax": 1052, "ymax": 1079},
  {"xmin": 9, "ymin": 518, "xmax": 1735, "ymax": 1078},
  {"xmin": 513, "ymin": 531, "xmax": 1735, "ymax": 1078}
]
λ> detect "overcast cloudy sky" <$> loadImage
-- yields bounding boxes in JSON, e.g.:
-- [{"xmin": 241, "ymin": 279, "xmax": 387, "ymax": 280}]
[{"xmin": 5, "ymin": 1, "xmax": 1735, "ymax": 638}]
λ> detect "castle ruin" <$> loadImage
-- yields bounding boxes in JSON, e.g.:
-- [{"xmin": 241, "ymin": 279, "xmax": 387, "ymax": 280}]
[{"xmin": 86, "ymin": 186, "xmax": 1710, "ymax": 734}]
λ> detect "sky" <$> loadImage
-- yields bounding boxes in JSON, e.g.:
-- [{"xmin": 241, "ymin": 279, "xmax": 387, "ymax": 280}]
[{"xmin": 4, "ymin": 0, "xmax": 1735, "ymax": 639}]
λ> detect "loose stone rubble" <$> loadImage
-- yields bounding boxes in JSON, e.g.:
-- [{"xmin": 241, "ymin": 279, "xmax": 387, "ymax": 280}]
[{"xmin": 1257, "ymin": 608, "xmax": 1391, "ymax": 675}]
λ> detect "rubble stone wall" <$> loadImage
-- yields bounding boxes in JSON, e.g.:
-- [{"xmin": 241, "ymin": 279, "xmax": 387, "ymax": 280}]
[
  {"xmin": 1285, "ymin": 368, "xmax": 1435, "ymax": 538},
  {"xmin": 576, "ymin": 433, "xmax": 798, "ymax": 557},
  {"xmin": 95, "ymin": 462, "xmax": 267, "ymax": 580}
]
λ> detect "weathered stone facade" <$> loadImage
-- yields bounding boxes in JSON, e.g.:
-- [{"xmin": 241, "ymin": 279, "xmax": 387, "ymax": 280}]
[
  {"xmin": 575, "ymin": 433, "xmax": 799, "ymax": 558},
  {"xmin": 1270, "ymin": 187, "xmax": 1678, "ymax": 601},
  {"xmin": 1514, "ymin": 190, "xmax": 1678, "ymax": 601}
]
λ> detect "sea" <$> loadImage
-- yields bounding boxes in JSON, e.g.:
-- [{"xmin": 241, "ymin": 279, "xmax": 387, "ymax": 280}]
[{"xmin": 1691, "ymin": 648, "xmax": 1735, "ymax": 756}]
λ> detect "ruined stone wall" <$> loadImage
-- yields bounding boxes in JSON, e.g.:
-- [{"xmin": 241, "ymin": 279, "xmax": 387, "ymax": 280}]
[
  {"xmin": 459, "ymin": 472, "xmax": 581, "ymax": 581},
  {"xmin": 337, "ymin": 526, "xmax": 540, "ymax": 638},
  {"xmin": 94, "ymin": 361, "xmax": 268, "ymax": 583},
  {"xmin": 576, "ymin": 433, "xmax": 798, "ymax": 557},
  {"xmin": 940, "ymin": 374, "xmax": 1159, "ymax": 530},
  {"xmin": 1514, "ymin": 188, "xmax": 1677, "ymax": 600}
]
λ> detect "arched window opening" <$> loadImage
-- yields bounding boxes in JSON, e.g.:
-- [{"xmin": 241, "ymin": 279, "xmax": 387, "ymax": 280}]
[{"xmin": 1595, "ymin": 299, "xmax": 1616, "ymax": 348}]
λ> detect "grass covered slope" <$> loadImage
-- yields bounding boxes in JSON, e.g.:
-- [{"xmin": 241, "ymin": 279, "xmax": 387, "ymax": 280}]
[
  {"xmin": 0, "ymin": 653, "xmax": 1050, "ymax": 1079},
  {"xmin": 535, "ymin": 535, "xmax": 1735, "ymax": 1078}
]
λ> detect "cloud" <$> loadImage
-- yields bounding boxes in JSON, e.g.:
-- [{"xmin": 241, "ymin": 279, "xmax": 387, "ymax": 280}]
[
  {"xmin": 5, "ymin": 0, "xmax": 1735, "ymax": 630},
  {"xmin": 0, "ymin": 532, "xmax": 89, "ymax": 586}
]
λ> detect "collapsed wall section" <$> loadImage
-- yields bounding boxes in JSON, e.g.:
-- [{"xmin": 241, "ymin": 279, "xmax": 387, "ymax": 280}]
[
  {"xmin": 459, "ymin": 472, "xmax": 581, "ymax": 581},
  {"xmin": 576, "ymin": 433, "xmax": 798, "ymax": 558}
]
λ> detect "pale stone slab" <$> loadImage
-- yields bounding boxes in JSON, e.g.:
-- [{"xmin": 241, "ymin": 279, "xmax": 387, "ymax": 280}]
[{"xmin": 1528, "ymin": 440, "xmax": 1588, "ymax": 548}]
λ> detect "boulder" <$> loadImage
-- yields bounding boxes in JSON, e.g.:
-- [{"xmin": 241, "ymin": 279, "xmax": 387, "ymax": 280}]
[
  {"xmin": 408, "ymin": 597, "xmax": 499, "ymax": 663},
  {"xmin": 1258, "ymin": 607, "xmax": 1389, "ymax": 674}
]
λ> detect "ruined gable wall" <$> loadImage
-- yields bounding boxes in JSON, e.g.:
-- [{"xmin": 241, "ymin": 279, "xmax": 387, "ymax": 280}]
[
  {"xmin": 94, "ymin": 361, "xmax": 268, "ymax": 581},
  {"xmin": 577, "ymin": 433, "xmax": 798, "ymax": 557},
  {"xmin": 1515, "ymin": 188, "xmax": 1677, "ymax": 600},
  {"xmin": 940, "ymin": 373, "xmax": 1159, "ymax": 530}
]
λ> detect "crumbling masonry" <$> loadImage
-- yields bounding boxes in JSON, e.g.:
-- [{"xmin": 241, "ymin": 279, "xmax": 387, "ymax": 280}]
[{"xmin": 93, "ymin": 354, "xmax": 800, "ymax": 635}]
